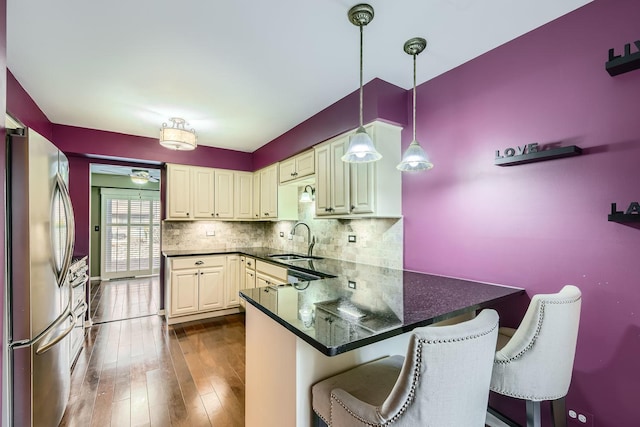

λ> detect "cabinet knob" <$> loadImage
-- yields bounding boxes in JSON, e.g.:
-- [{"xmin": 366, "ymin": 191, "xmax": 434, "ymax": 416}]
[
  {"xmin": 350, "ymin": 205, "xmax": 355, "ymax": 212},
  {"xmin": 195, "ymin": 260, "xmax": 204, "ymax": 265},
  {"xmin": 216, "ymin": 213, "xmax": 219, "ymax": 216},
  {"xmin": 186, "ymin": 212, "xmax": 190, "ymax": 216},
  {"xmin": 255, "ymin": 214, "xmax": 259, "ymax": 217},
  {"xmin": 211, "ymin": 213, "xmax": 215, "ymax": 216},
  {"xmin": 264, "ymin": 213, "xmax": 269, "ymax": 216}
]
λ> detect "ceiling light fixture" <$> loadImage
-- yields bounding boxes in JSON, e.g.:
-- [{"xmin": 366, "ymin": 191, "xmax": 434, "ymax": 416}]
[
  {"xmin": 341, "ymin": 4, "xmax": 382, "ymax": 164},
  {"xmin": 159, "ymin": 117, "xmax": 197, "ymax": 150},
  {"xmin": 397, "ymin": 38, "xmax": 433, "ymax": 172},
  {"xmin": 300, "ymin": 185, "xmax": 315, "ymax": 203},
  {"xmin": 130, "ymin": 169, "xmax": 150, "ymax": 185}
]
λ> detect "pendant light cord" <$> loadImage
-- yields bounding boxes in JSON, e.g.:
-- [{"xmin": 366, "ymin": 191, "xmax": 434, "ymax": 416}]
[
  {"xmin": 412, "ymin": 52, "xmax": 417, "ymax": 142},
  {"xmin": 359, "ymin": 24, "xmax": 364, "ymax": 128}
]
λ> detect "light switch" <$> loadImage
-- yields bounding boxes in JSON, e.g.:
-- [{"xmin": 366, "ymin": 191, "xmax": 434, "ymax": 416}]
[{"xmin": 348, "ymin": 235, "xmax": 356, "ymax": 243}]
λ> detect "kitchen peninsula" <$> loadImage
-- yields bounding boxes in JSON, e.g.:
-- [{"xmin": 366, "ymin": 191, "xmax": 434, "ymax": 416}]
[{"xmin": 164, "ymin": 248, "xmax": 524, "ymax": 427}]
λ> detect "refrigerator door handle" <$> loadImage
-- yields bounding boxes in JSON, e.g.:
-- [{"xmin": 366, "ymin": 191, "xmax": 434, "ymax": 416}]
[
  {"xmin": 73, "ymin": 298, "xmax": 88, "ymax": 318},
  {"xmin": 35, "ymin": 303, "xmax": 77, "ymax": 355},
  {"xmin": 54, "ymin": 173, "xmax": 76, "ymax": 287},
  {"xmin": 10, "ymin": 300, "xmax": 74, "ymax": 351}
]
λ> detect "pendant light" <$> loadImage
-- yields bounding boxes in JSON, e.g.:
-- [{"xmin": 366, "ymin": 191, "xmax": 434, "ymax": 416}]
[
  {"xmin": 341, "ymin": 4, "xmax": 382, "ymax": 164},
  {"xmin": 397, "ymin": 38, "xmax": 433, "ymax": 172}
]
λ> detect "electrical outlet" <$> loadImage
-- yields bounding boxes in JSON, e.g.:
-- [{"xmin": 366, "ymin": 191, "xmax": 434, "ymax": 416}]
[
  {"xmin": 279, "ymin": 232, "xmax": 284, "ymax": 237},
  {"xmin": 288, "ymin": 234, "xmax": 293, "ymax": 240},
  {"xmin": 348, "ymin": 281, "xmax": 357, "ymax": 289},
  {"xmin": 568, "ymin": 409, "xmax": 594, "ymax": 426},
  {"xmin": 348, "ymin": 235, "xmax": 356, "ymax": 243},
  {"xmin": 206, "ymin": 230, "xmax": 215, "ymax": 236}
]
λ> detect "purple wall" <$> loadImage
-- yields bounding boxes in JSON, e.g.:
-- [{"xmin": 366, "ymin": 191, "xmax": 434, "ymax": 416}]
[
  {"xmin": 253, "ymin": 78, "xmax": 407, "ymax": 170},
  {"xmin": 402, "ymin": 0, "xmax": 640, "ymax": 425}
]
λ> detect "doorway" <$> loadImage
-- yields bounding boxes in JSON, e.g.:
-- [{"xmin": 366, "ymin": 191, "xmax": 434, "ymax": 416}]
[{"xmin": 89, "ymin": 164, "xmax": 161, "ymax": 323}]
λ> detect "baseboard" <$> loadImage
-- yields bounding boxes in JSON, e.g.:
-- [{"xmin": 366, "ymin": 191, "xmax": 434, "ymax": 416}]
[{"xmin": 165, "ymin": 307, "xmax": 242, "ymax": 325}]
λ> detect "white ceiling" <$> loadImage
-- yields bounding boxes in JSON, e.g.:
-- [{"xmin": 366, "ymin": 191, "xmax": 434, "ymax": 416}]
[
  {"xmin": 91, "ymin": 164, "xmax": 161, "ymax": 180},
  {"xmin": 7, "ymin": 0, "xmax": 591, "ymax": 153}
]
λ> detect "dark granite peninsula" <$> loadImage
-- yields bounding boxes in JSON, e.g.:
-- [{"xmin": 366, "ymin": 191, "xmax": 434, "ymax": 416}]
[{"xmin": 193, "ymin": 247, "xmax": 523, "ymax": 427}]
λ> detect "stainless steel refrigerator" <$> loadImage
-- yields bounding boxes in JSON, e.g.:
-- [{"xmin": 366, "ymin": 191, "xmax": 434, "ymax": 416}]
[{"xmin": 5, "ymin": 128, "xmax": 76, "ymax": 426}]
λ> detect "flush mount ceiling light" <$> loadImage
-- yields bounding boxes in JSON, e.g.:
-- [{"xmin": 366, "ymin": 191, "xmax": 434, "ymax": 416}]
[
  {"xmin": 300, "ymin": 185, "xmax": 315, "ymax": 203},
  {"xmin": 159, "ymin": 117, "xmax": 197, "ymax": 150},
  {"xmin": 130, "ymin": 169, "xmax": 150, "ymax": 185},
  {"xmin": 397, "ymin": 38, "xmax": 433, "ymax": 172},
  {"xmin": 341, "ymin": 4, "xmax": 382, "ymax": 164}
]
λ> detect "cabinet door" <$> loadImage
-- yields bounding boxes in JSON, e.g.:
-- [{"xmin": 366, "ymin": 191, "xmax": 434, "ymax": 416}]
[
  {"xmin": 192, "ymin": 167, "xmax": 215, "ymax": 219},
  {"xmin": 167, "ymin": 164, "xmax": 192, "ymax": 219},
  {"xmin": 350, "ymin": 162, "xmax": 375, "ymax": 214},
  {"xmin": 225, "ymin": 255, "xmax": 241, "ymax": 307},
  {"xmin": 315, "ymin": 308, "xmax": 332, "ymax": 344},
  {"xmin": 170, "ymin": 268, "xmax": 199, "ymax": 316},
  {"xmin": 278, "ymin": 158, "xmax": 296, "ymax": 184},
  {"xmin": 331, "ymin": 317, "xmax": 350, "ymax": 346},
  {"xmin": 315, "ymin": 145, "xmax": 331, "ymax": 216},
  {"xmin": 260, "ymin": 286, "xmax": 277, "ymax": 312},
  {"xmin": 214, "ymin": 169, "xmax": 235, "ymax": 219},
  {"xmin": 260, "ymin": 165, "xmax": 278, "ymax": 218},
  {"xmin": 198, "ymin": 266, "xmax": 225, "ymax": 311},
  {"xmin": 295, "ymin": 150, "xmax": 315, "ymax": 178},
  {"xmin": 245, "ymin": 268, "xmax": 256, "ymax": 289},
  {"xmin": 235, "ymin": 172, "xmax": 253, "ymax": 219},
  {"xmin": 252, "ymin": 172, "xmax": 261, "ymax": 220},
  {"xmin": 330, "ymin": 138, "xmax": 350, "ymax": 215}
]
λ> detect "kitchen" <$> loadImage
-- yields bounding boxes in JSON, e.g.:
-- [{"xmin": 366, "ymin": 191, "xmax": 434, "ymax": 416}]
[{"xmin": 1, "ymin": 0, "xmax": 640, "ymax": 426}]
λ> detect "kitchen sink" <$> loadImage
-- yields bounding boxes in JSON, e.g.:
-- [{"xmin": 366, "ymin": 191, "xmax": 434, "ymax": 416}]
[{"xmin": 268, "ymin": 253, "xmax": 323, "ymax": 261}]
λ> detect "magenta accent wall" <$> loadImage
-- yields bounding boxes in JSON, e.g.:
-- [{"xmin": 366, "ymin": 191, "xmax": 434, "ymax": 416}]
[
  {"xmin": 402, "ymin": 0, "xmax": 640, "ymax": 425},
  {"xmin": 6, "ymin": 72, "xmax": 54, "ymax": 140},
  {"xmin": 252, "ymin": 78, "xmax": 407, "ymax": 170},
  {"xmin": 53, "ymin": 124, "xmax": 253, "ymax": 171}
]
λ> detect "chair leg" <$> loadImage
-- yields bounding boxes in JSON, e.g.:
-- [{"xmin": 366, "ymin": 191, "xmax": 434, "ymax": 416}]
[
  {"xmin": 551, "ymin": 397, "xmax": 567, "ymax": 427},
  {"xmin": 313, "ymin": 411, "xmax": 329, "ymax": 427},
  {"xmin": 526, "ymin": 400, "xmax": 542, "ymax": 427}
]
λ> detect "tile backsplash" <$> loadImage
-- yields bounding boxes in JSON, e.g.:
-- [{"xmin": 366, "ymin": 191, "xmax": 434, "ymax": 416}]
[{"xmin": 162, "ymin": 186, "xmax": 403, "ymax": 269}]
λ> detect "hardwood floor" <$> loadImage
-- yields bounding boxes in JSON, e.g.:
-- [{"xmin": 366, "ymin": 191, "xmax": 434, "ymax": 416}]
[
  {"xmin": 60, "ymin": 312, "xmax": 246, "ymax": 426},
  {"xmin": 90, "ymin": 277, "xmax": 161, "ymax": 323}
]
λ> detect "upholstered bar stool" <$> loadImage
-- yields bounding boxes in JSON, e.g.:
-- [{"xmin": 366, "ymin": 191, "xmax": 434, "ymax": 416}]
[
  {"xmin": 312, "ymin": 309, "xmax": 499, "ymax": 427},
  {"xmin": 488, "ymin": 285, "xmax": 582, "ymax": 427}
]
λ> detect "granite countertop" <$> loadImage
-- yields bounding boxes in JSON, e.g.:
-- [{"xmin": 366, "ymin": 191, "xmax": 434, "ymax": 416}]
[{"xmin": 163, "ymin": 247, "xmax": 524, "ymax": 356}]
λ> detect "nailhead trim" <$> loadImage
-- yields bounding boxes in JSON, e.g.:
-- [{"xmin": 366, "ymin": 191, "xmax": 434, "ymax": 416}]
[
  {"xmin": 329, "ymin": 321, "xmax": 499, "ymax": 426},
  {"xmin": 492, "ymin": 295, "xmax": 581, "ymax": 401}
]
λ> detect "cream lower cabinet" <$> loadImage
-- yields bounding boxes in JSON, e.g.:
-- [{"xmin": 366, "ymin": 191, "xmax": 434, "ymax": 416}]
[{"xmin": 166, "ymin": 255, "xmax": 243, "ymax": 325}]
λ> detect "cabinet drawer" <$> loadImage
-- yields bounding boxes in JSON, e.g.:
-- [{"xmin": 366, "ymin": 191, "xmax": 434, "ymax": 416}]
[
  {"xmin": 255, "ymin": 260, "xmax": 287, "ymax": 282},
  {"xmin": 171, "ymin": 255, "xmax": 225, "ymax": 270}
]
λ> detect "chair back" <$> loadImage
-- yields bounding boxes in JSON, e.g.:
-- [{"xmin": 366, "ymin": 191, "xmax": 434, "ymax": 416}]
[
  {"xmin": 378, "ymin": 309, "xmax": 499, "ymax": 426},
  {"xmin": 492, "ymin": 285, "xmax": 582, "ymax": 400}
]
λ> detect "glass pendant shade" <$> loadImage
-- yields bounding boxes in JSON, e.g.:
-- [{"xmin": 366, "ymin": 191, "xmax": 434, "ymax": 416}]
[
  {"xmin": 160, "ymin": 117, "xmax": 197, "ymax": 150},
  {"xmin": 397, "ymin": 140, "xmax": 433, "ymax": 171},
  {"xmin": 342, "ymin": 127, "xmax": 382, "ymax": 163}
]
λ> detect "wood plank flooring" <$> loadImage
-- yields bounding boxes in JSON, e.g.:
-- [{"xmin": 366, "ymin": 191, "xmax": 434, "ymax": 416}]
[
  {"xmin": 90, "ymin": 277, "xmax": 161, "ymax": 324},
  {"xmin": 60, "ymin": 313, "xmax": 246, "ymax": 427}
]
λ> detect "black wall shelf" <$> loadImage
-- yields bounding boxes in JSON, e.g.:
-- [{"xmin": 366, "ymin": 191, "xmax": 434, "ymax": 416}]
[
  {"xmin": 495, "ymin": 145, "xmax": 582, "ymax": 166},
  {"xmin": 606, "ymin": 41, "xmax": 640, "ymax": 76},
  {"xmin": 608, "ymin": 213, "xmax": 640, "ymax": 223}
]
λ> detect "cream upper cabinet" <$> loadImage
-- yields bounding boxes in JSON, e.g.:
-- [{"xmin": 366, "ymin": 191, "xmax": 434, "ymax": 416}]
[
  {"xmin": 192, "ymin": 166, "xmax": 215, "ymax": 219},
  {"xmin": 166, "ymin": 164, "xmax": 240, "ymax": 220},
  {"xmin": 279, "ymin": 150, "xmax": 315, "ymax": 184},
  {"xmin": 234, "ymin": 172, "xmax": 253, "ymax": 220},
  {"xmin": 314, "ymin": 121, "xmax": 402, "ymax": 218},
  {"xmin": 259, "ymin": 164, "xmax": 278, "ymax": 219},
  {"xmin": 252, "ymin": 172, "xmax": 261, "ymax": 220},
  {"xmin": 167, "ymin": 164, "xmax": 193, "ymax": 219},
  {"xmin": 214, "ymin": 169, "xmax": 234, "ymax": 219},
  {"xmin": 315, "ymin": 137, "xmax": 350, "ymax": 216}
]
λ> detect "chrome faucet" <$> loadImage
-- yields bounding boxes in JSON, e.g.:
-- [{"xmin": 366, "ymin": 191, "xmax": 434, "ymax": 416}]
[{"xmin": 290, "ymin": 222, "xmax": 316, "ymax": 257}]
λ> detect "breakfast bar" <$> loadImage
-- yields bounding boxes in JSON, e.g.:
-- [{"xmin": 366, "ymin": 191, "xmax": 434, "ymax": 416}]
[{"xmin": 239, "ymin": 254, "xmax": 524, "ymax": 427}]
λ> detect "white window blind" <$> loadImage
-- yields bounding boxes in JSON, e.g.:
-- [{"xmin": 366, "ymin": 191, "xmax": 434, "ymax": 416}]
[{"xmin": 101, "ymin": 189, "xmax": 160, "ymax": 279}]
